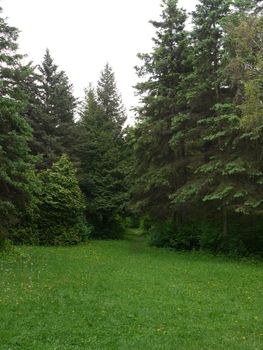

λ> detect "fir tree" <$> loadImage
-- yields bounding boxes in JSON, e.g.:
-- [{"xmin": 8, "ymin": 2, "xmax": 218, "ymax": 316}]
[
  {"xmin": 189, "ymin": 0, "xmax": 231, "ymax": 108},
  {"xmin": 97, "ymin": 63, "xmax": 126, "ymax": 136},
  {"xmin": 25, "ymin": 50, "xmax": 77, "ymax": 167},
  {"xmin": 172, "ymin": 0, "xmax": 263, "ymax": 235},
  {"xmin": 0, "ymin": 7, "xmax": 36, "ymax": 245},
  {"xmin": 78, "ymin": 66, "xmax": 128, "ymax": 237},
  {"xmin": 133, "ymin": 0, "xmax": 192, "ymax": 219}
]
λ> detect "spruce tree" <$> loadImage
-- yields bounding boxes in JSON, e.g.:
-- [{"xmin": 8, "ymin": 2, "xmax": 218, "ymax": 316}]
[
  {"xmin": 78, "ymin": 66, "xmax": 128, "ymax": 237},
  {"xmin": 172, "ymin": 0, "xmax": 263, "ymax": 235},
  {"xmin": 189, "ymin": 0, "xmax": 231, "ymax": 108},
  {"xmin": 97, "ymin": 63, "xmax": 126, "ymax": 132},
  {"xmin": 133, "ymin": 0, "xmax": 192, "ymax": 219},
  {"xmin": 0, "ymin": 8, "xmax": 36, "ymax": 245},
  {"xmin": 25, "ymin": 50, "xmax": 77, "ymax": 167}
]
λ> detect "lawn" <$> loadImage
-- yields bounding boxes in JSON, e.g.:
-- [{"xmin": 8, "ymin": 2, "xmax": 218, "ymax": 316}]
[{"xmin": 0, "ymin": 238, "xmax": 262, "ymax": 350}]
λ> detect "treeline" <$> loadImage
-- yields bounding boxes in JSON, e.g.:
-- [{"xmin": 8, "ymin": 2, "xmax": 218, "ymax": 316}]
[
  {"xmin": 0, "ymin": 7, "xmax": 129, "ymax": 246},
  {"xmin": 1, "ymin": 0, "xmax": 263, "ymax": 256},
  {"xmin": 133, "ymin": 0, "xmax": 263, "ymax": 256}
]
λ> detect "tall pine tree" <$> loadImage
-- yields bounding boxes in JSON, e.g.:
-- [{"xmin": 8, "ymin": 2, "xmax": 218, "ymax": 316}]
[
  {"xmin": 78, "ymin": 66, "xmax": 128, "ymax": 237},
  {"xmin": 0, "ymin": 7, "xmax": 36, "ymax": 245},
  {"xmin": 25, "ymin": 50, "xmax": 77, "ymax": 167},
  {"xmin": 133, "ymin": 0, "xmax": 192, "ymax": 219},
  {"xmin": 171, "ymin": 0, "xmax": 263, "ymax": 236}
]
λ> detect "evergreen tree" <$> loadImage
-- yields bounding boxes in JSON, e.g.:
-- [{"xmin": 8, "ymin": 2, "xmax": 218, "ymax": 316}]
[
  {"xmin": 169, "ymin": 1, "xmax": 233, "ymax": 225},
  {"xmin": 0, "ymin": 8, "xmax": 36, "ymax": 245},
  {"xmin": 78, "ymin": 65, "xmax": 128, "ymax": 237},
  {"xmin": 36, "ymin": 155, "xmax": 88, "ymax": 245},
  {"xmin": 172, "ymin": 0, "xmax": 263, "ymax": 235},
  {"xmin": 133, "ymin": 0, "xmax": 263, "ymax": 250},
  {"xmin": 97, "ymin": 63, "xmax": 126, "ymax": 136},
  {"xmin": 189, "ymin": 0, "xmax": 231, "ymax": 108},
  {"xmin": 25, "ymin": 50, "xmax": 77, "ymax": 167},
  {"xmin": 133, "ymin": 0, "xmax": 192, "ymax": 219}
]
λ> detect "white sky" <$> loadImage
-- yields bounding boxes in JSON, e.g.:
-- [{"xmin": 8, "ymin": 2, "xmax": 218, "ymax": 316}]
[{"xmin": 2, "ymin": 0, "xmax": 198, "ymax": 121}]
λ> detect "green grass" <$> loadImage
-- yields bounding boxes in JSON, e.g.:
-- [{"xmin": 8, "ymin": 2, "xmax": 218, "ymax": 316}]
[{"xmin": 0, "ymin": 239, "xmax": 263, "ymax": 350}]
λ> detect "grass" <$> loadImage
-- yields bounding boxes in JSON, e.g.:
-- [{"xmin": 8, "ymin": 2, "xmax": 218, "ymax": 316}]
[{"xmin": 0, "ymin": 237, "xmax": 263, "ymax": 350}]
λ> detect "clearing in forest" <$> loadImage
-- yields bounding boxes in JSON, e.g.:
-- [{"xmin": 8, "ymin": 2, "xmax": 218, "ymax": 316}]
[{"xmin": 0, "ymin": 239, "xmax": 262, "ymax": 350}]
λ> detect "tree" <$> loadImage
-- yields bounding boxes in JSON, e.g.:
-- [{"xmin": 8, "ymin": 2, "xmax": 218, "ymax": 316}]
[
  {"xmin": 189, "ymin": 0, "xmax": 231, "ymax": 108},
  {"xmin": 25, "ymin": 49, "xmax": 77, "ymax": 167},
  {"xmin": 36, "ymin": 155, "xmax": 88, "ymax": 245},
  {"xmin": 97, "ymin": 63, "xmax": 126, "ymax": 136},
  {"xmin": 78, "ymin": 65, "xmax": 128, "ymax": 237},
  {"xmin": 0, "ymin": 7, "xmax": 36, "ymax": 246},
  {"xmin": 172, "ymin": 0, "xmax": 263, "ymax": 236},
  {"xmin": 133, "ymin": 0, "xmax": 192, "ymax": 219}
]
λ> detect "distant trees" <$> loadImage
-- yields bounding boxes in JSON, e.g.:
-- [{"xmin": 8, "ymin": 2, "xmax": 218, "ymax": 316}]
[
  {"xmin": 0, "ymin": 8, "xmax": 87, "ymax": 247},
  {"xmin": 1, "ymin": 0, "xmax": 263, "ymax": 255}
]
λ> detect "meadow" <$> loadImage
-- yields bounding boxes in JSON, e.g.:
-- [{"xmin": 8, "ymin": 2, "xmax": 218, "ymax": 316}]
[{"xmin": 0, "ymin": 238, "xmax": 263, "ymax": 350}]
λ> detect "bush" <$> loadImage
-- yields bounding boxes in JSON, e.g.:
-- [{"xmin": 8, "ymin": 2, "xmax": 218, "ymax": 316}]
[
  {"xmin": 10, "ymin": 155, "xmax": 91, "ymax": 246},
  {"xmin": 9, "ymin": 225, "xmax": 39, "ymax": 245},
  {"xmin": 91, "ymin": 215, "xmax": 125, "ymax": 239},
  {"xmin": 148, "ymin": 215, "xmax": 263, "ymax": 257},
  {"xmin": 37, "ymin": 155, "xmax": 90, "ymax": 245},
  {"xmin": 0, "ymin": 239, "xmax": 14, "ymax": 254},
  {"xmin": 149, "ymin": 220, "xmax": 174, "ymax": 247},
  {"xmin": 0, "ymin": 233, "xmax": 5, "ymax": 251},
  {"xmin": 39, "ymin": 220, "xmax": 92, "ymax": 246}
]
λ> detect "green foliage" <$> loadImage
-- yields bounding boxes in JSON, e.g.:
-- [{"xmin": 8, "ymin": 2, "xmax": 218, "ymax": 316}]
[
  {"xmin": 0, "ymin": 10, "xmax": 37, "ymax": 242},
  {"xmin": 241, "ymin": 79, "xmax": 263, "ymax": 129},
  {"xmin": 125, "ymin": 215, "xmax": 141, "ymax": 229},
  {"xmin": 149, "ymin": 216, "xmax": 263, "ymax": 256},
  {"xmin": 36, "ymin": 155, "xmax": 88, "ymax": 245},
  {"xmin": 148, "ymin": 220, "xmax": 175, "ymax": 248},
  {"xmin": 78, "ymin": 65, "xmax": 129, "ymax": 237},
  {"xmin": 1, "ymin": 0, "xmax": 263, "ymax": 258},
  {"xmin": 24, "ymin": 49, "xmax": 78, "ymax": 168},
  {"xmin": 10, "ymin": 225, "xmax": 39, "ymax": 246},
  {"xmin": 11, "ymin": 155, "xmax": 90, "ymax": 246},
  {"xmin": 91, "ymin": 215, "xmax": 126, "ymax": 240},
  {"xmin": 133, "ymin": 0, "xmax": 192, "ymax": 218},
  {"xmin": 133, "ymin": 0, "xmax": 263, "ymax": 256},
  {"xmin": 0, "ymin": 238, "xmax": 14, "ymax": 254}
]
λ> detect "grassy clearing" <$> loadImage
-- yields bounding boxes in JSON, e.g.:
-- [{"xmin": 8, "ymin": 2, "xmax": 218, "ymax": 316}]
[{"xmin": 0, "ymin": 239, "xmax": 263, "ymax": 350}]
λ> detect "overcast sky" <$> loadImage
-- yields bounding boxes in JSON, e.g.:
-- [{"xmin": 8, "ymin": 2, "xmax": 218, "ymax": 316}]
[{"xmin": 2, "ymin": 0, "xmax": 198, "ymax": 121}]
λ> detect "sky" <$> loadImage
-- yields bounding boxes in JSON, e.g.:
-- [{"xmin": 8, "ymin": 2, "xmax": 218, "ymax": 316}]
[{"xmin": 2, "ymin": 0, "xmax": 198, "ymax": 121}]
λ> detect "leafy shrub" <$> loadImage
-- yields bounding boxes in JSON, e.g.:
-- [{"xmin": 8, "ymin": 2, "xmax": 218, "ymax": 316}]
[
  {"xmin": 39, "ymin": 220, "xmax": 91, "ymax": 246},
  {"xmin": 149, "ymin": 220, "xmax": 175, "ymax": 247},
  {"xmin": 9, "ymin": 225, "xmax": 39, "ymax": 245},
  {"xmin": 37, "ymin": 155, "xmax": 90, "ymax": 245},
  {"xmin": 10, "ymin": 155, "xmax": 91, "ymax": 246},
  {"xmin": 148, "ymin": 215, "xmax": 263, "ymax": 257},
  {"xmin": 0, "ymin": 232, "xmax": 5, "ymax": 251}
]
